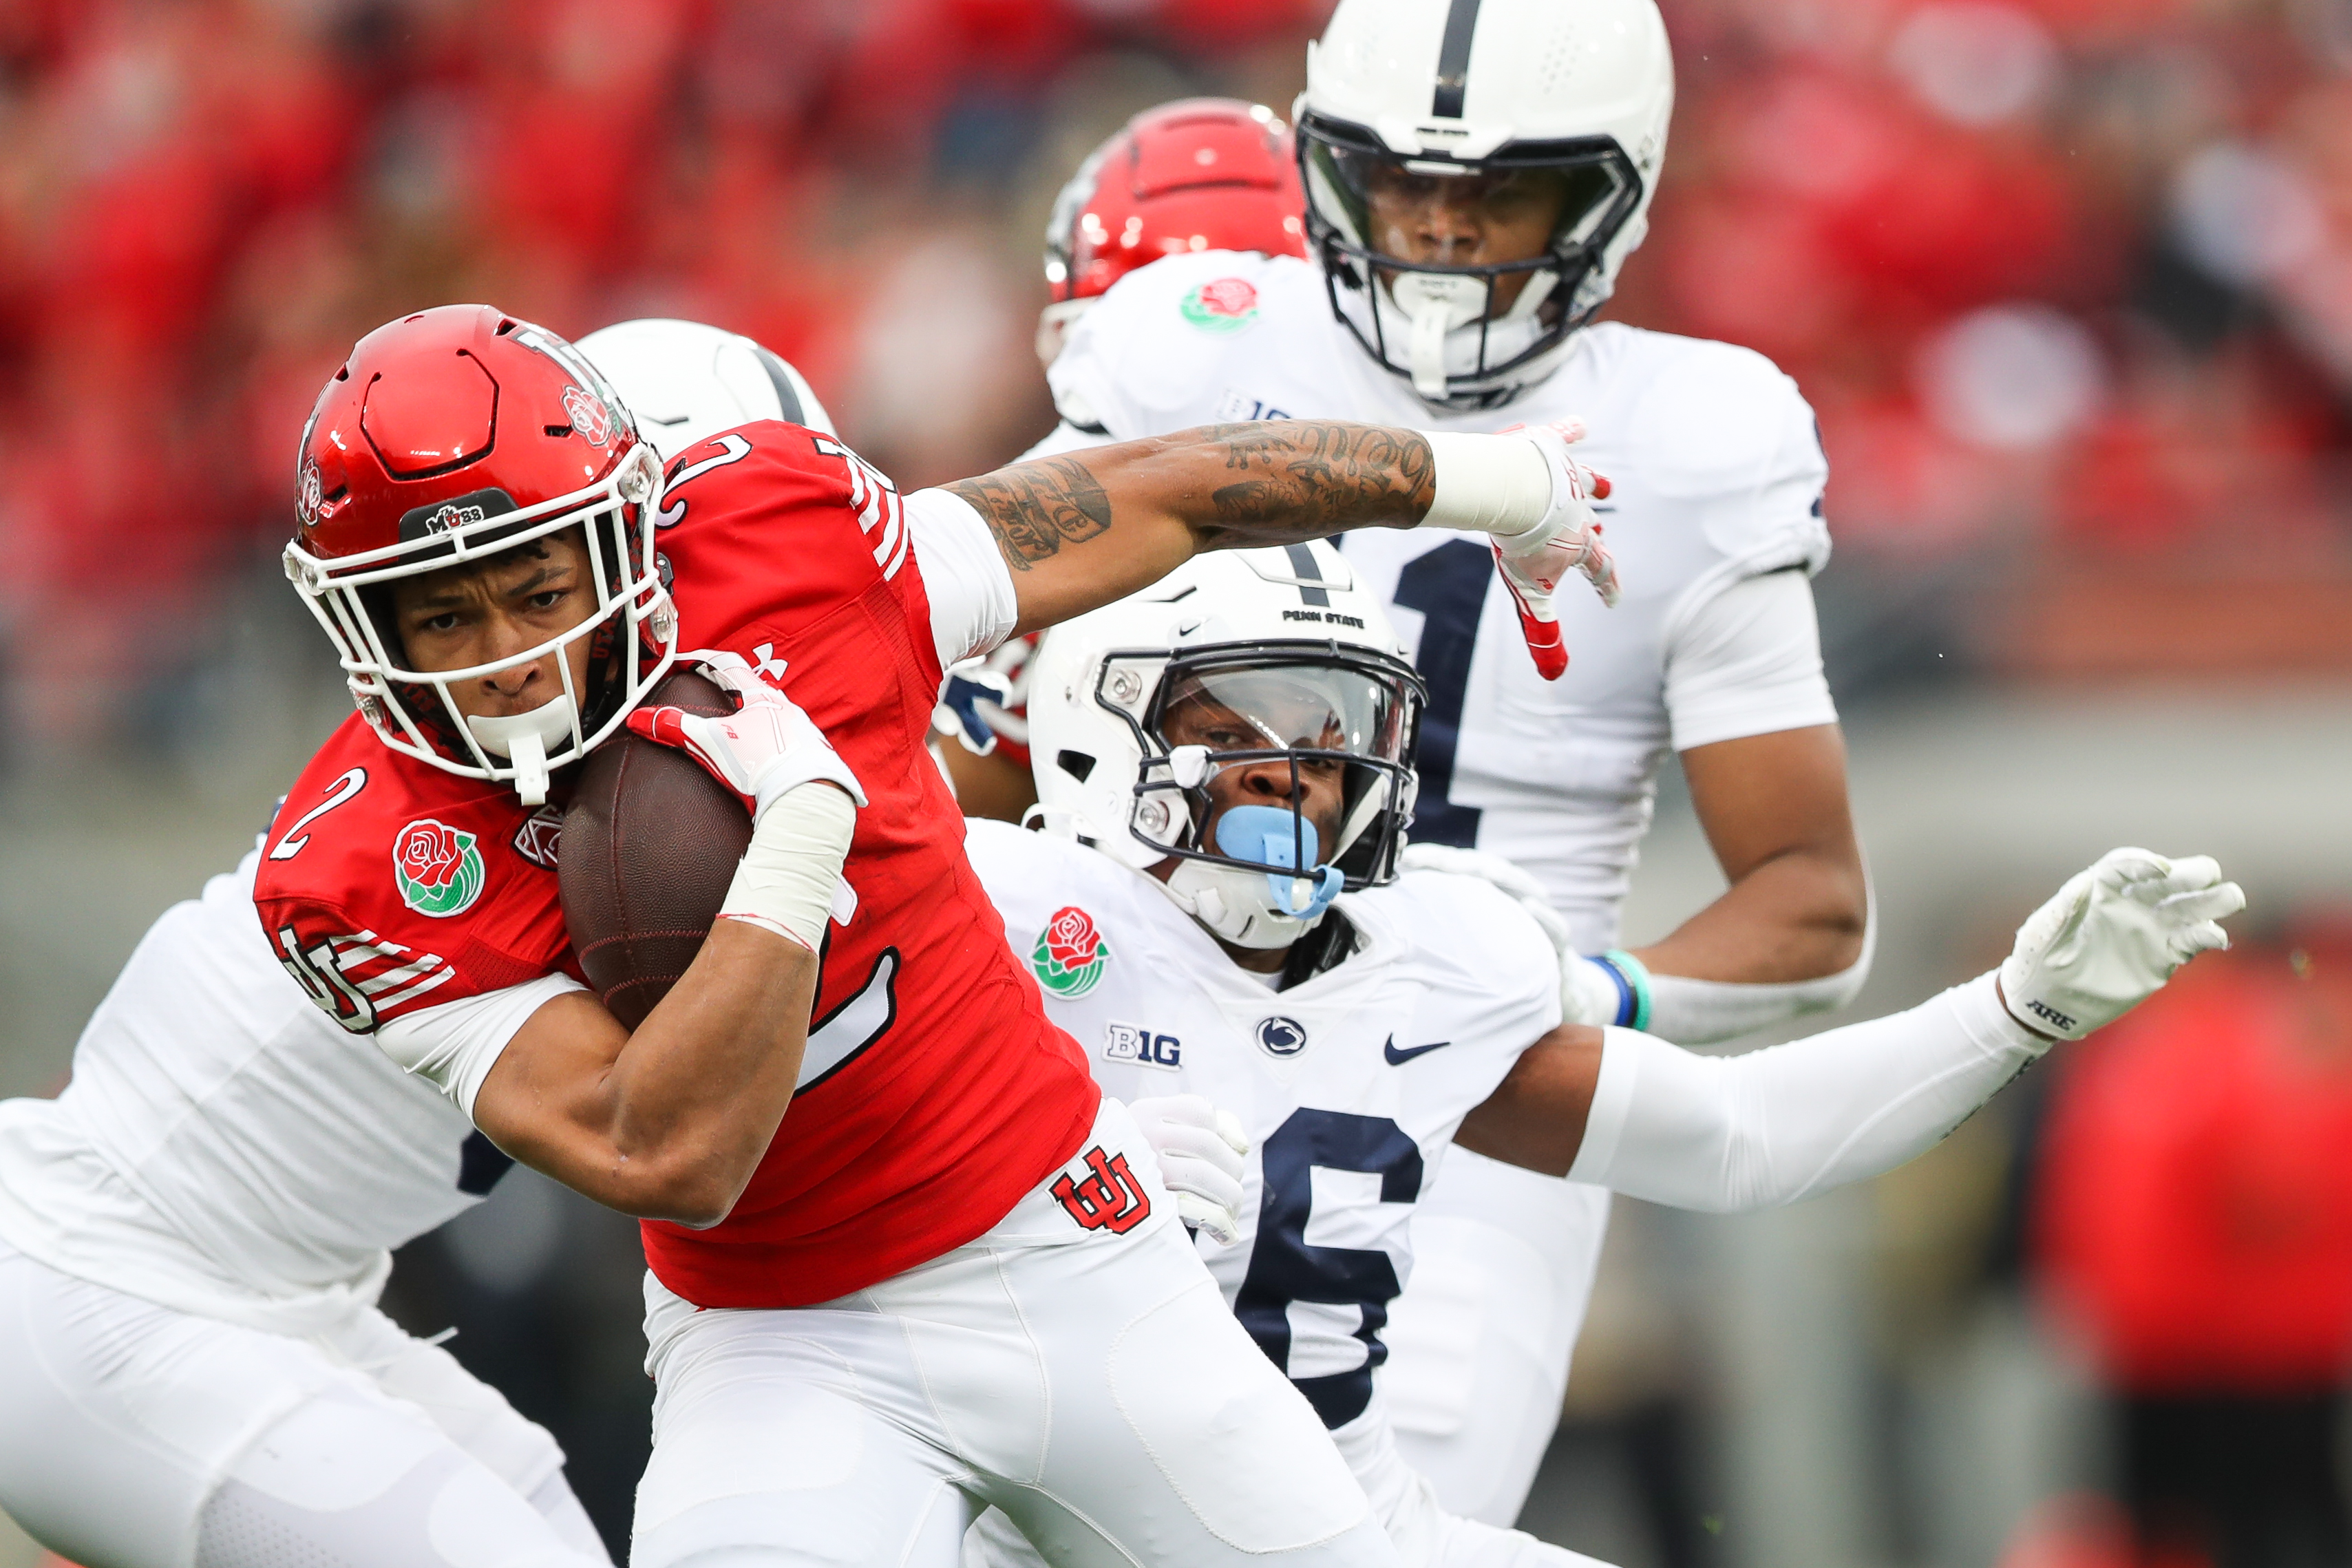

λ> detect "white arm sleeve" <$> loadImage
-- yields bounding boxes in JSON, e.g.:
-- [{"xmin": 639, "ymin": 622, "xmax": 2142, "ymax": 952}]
[
  {"xmin": 1567, "ymin": 972, "xmax": 2042, "ymax": 1211},
  {"xmin": 375, "ymin": 971, "xmax": 586, "ymax": 1123},
  {"xmin": 904, "ymin": 487, "xmax": 1017, "ymax": 668},
  {"xmin": 1664, "ymin": 568, "xmax": 1838, "ymax": 754}
]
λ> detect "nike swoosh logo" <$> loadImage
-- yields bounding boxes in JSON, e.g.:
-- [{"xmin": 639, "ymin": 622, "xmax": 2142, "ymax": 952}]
[{"xmin": 1383, "ymin": 1036, "xmax": 1451, "ymax": 1066}]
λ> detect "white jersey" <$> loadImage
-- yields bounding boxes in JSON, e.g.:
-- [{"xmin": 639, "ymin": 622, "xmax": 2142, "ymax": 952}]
[
  {"xmin": 0, "ymin": 847, "xmax": 500, "ymax": 1336},
  {"xmin": 964, "ymin": 820, "xmax": 1558, "ymax": 1430},
  {"xmin": 1039, "ymin": 249, "xmax": 1839, "ymax": 951}
]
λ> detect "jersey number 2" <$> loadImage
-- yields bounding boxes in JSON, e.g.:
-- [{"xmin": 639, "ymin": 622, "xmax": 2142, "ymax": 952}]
[{"xmin": 1233, "ymin": 1108, "xmax": 1423, "ymax": 1430}]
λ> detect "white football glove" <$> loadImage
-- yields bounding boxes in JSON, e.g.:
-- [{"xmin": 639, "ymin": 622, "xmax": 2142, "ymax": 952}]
[
  {"xmin": 627, "ymin": 651, "xmax": 867, "ymax": 823},
  {"xmin": 1397, "ymin": 843, "xmax": 1620, "ymax": 1027},
  {"xmin": 1127, "ymin": 1094, "xmax": 1250, "ymax": 1247},
  {"xmin": 2000, "ymin": 847, "xmax": 2245, "ymax": 1043},
  {"xmin": 1490, "ymin": 419, "xmax": 1621, "ymax": 681}
]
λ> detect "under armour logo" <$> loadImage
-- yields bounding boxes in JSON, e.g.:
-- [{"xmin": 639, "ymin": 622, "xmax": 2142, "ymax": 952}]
[
  {"xmin": 1052, "ymin": 1145, "xmax": 1152, "ymax": 1234},
  {"xmin": 750, "ymin": 644, "xmax": 787, "ymax": 684}
]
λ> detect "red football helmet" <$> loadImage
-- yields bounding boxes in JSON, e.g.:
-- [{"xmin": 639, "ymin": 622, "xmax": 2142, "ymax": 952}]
[
  {"xmin": 1038, "ymin": 98, "xmax": 1308, "ymax": 364},
  {"xmin": 284, "ymin": 304, "xmax": 677, "ymax": 804}
]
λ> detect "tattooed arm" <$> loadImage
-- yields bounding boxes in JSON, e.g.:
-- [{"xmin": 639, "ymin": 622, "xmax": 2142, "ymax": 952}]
[{"xmin": 946, "ymin": 421, "xmax": 1434, "ymax": 635}]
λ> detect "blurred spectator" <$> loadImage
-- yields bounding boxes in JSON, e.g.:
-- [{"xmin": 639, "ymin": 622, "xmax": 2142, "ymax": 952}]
[
  {"xmin": 7, "ymin": 0, "xmax": 2352, "ymax": 751},
  {"xmin": 2031, "ymin": 936, "xmax": 2352, "ymax": 1568}
]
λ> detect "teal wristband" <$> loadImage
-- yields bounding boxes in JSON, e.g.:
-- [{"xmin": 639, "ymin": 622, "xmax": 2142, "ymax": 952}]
[{"xmin": 1600, "ymin": 949, "xmax": 1653, "ymax": 1032}]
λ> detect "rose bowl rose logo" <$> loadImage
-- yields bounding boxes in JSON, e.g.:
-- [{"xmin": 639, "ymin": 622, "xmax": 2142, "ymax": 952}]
[
  {"xmin": 297, "ymin": 460, "xmax": 324, "ymax": 528},
  {"xmin": 1179, "ymin": 277, "xmax": 1261, "ymax": 333},
  {"xmin": 392, "ymin": 818, "xmax": 487, "ymax": 918},
  {"xmin": 562, "ymin": 384, "xmax": 614, "ymax": 447},
  {"xmin": 1031, "ymin": 906, "xmax": 1110, "ymax": 998}
]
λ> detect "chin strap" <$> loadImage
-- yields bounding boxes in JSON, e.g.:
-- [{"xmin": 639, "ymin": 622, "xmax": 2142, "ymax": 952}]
[
  {"xmin": 1384, "ymin": 267, "xmax": 1566, "ymax": 403},
  {"xmin": 467, "ymin": 695, "xmax": 582, "ymax": 807},
  {"xmin": 1389, "ymin": 273, "xmax": 1484, "ymax": 401}
]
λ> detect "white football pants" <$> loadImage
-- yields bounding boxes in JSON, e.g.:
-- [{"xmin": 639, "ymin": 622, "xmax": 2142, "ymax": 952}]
[
  {"xmin": 632, "ymin": 1097, "xmax": 1397, "ymax": 1568},
  {"xmin": 0, "ymin": 1244, "xmax": 609, "ymax": 1568},
  {"xmin": 1377, "ymin": 1150, "xmax": 1612, "ymax": 1527}
]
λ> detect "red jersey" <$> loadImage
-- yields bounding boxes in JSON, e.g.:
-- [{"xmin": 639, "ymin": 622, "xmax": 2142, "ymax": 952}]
[{"xmin": 255, "ymin": 422, "xmax": 1101, "ymax": 1308}]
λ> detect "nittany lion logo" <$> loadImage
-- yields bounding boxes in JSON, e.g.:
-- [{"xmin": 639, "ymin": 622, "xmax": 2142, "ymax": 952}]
[{"xmin": 1256, "ymin": 1016, "xmax": 1309, "ymax": 1057}]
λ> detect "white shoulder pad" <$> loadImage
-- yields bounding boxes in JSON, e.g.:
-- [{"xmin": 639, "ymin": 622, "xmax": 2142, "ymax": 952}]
[
  {"xmin": 1359, "ymin": 869, "xmax": 1560, "ymax": 1009},
  {"xmin": 1047, "ymin": 251, "xmax": 1317, "ymax": 441},
  {"xmin": 1587, "ymin": 325, "xmax": 1833, "ymax": 578}
]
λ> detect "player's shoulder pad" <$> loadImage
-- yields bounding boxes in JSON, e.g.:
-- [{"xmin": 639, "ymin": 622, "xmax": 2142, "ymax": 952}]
[
  {"xmin": 963, "ymin": 819, "xmax": 1150, "ymax": 928},
  {"xmin": 1355, "ymin": 869, "xmax": 1557, "ymax": 997},
  {"xmin": 1579, "ymin": 323, "xmax": 1831, "ymax": 572},
  {"xmin": 661, "ymin": 419, "xmax": 869, "ymax": 500},
  {"xmin": 1048, "ymin": 251, "xmax": 1321, "ymax": 438},
  {"xmin": 253, "ymin": 717, "xmax": 556, "ymax": 1022}
]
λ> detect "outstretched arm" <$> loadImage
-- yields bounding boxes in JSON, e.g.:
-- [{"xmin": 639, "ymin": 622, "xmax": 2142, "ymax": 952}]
[
  {"xmin": 1456, "ymin": 975, "xmax": 2037, "ymax": 1199},
  {"xmin": 950, "ymin": 422, "xmax": 1436, "ymax": 634},
  {"xmin": 1455, "ymin": 848, "xmax": 2243, "ymax": 1201}
]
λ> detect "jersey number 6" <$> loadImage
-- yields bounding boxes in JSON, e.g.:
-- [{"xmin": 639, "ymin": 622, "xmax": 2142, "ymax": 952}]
[{"xmin": 1233, "ymin": 1108, "xmax": 1423, "ymax": 1430}]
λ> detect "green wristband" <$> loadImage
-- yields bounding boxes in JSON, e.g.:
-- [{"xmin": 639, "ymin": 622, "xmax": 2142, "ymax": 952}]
[{"xmin": 1600, "ymin": 949, "xmax": 1653, "ymax": 1032}]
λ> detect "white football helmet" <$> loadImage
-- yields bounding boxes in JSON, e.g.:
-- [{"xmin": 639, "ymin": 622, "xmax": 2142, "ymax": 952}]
[
  {"xmin": 576, "ymin": 318, "xmax": 836, "ymax": 462},
  {"xmin": 1026, "ymin": 542, "xmax": 1427, "ymax": 950},
  {"xmin": 1297, "ymin": 0, "xmax": 1675, "ymax": 408}
]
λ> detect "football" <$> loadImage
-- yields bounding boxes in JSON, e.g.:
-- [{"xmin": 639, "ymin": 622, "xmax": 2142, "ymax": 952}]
[{"xmin": 560, "ymin": 668, "xmax": 752, "ymax": 1030}]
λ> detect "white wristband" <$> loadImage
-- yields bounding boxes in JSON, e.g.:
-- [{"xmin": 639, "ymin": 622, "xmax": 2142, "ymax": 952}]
[
  {"xmin": 1418, "ymin": 431, "xmax": 1553, "ymax": 538},
  {"xmin": 719, "ymin": 782, "xmax": 858, "ymax": 953}
]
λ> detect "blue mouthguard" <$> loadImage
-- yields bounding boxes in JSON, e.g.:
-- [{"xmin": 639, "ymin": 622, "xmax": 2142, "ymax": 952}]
[{"xmin": 1214, "ymin": 805, "xmax": 1346, "ymax": 920}]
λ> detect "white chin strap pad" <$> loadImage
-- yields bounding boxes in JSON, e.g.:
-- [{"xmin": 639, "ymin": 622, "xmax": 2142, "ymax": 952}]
[
  {"xmin": 467, "ymin": 695, "xmax": 580, "ymax": 807},
  {"xmin": 1390, "ymin": 273, "xmax": 1485, "ymax": 401},
  {"xmin": 1162, "ymin": 859, "xmax": 1325, "ymax": 951}
]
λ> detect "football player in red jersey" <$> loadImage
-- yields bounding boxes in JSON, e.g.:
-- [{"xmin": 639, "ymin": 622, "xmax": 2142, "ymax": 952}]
[
  {"xmin": 256, "ymin": 304, "xmax": 1615, "ymax": 1568},
  {"xmin": 942, "ymin": 97, "xmax": 1312, "ymax": 820}
]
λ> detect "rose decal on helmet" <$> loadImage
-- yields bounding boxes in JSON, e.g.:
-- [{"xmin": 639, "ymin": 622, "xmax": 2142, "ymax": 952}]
[
  {"xmin": 392, "ymin": 818, "xmax": 487, "ymax": 917},
  {"xmin": 297, "ymin": 460, "xmax": 324, "ymax": 528},
  {"xmin": 562, "ymin": 384, "xmax": 614, "ymax": 447},
  {"xmin": 1031, "ymin": 906, "xmax": 1110, "ymax": 998}
]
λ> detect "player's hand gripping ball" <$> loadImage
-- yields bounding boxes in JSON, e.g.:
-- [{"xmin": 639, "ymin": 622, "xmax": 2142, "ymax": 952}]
[
  {"xmin": 2000, "ymin": 847, "xmax": 2245, "ymax": 1043},
  {"xmin": 626, "ymin": 652, "xmax": 866, "ymax": 821},
  {"xmin": 1127, "ymin": 1094, "xmax": 1251, "ymax": 1247},
  {"xmin": 1490, "ymin": 418, "xmax": 1621, "ymax": 681}
]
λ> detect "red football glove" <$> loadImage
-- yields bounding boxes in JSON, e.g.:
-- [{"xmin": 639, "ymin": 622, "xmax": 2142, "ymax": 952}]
[
  {"xmin": 626, "ymin": 652, "xmax": 867, "ymax": 823},
  {"xmin": 1490, "ymin": 419, "xmax": 1620, "ymax": 680}
]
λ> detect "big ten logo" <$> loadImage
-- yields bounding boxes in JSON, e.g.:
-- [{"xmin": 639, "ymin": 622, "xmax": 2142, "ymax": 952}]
[{"xmin": 1103, "ymin": 1021, "xmax": 1182, "ymax": 1069}]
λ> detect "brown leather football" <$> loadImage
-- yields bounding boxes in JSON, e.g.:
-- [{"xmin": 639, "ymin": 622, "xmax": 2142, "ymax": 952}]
[{"xmin": 560, "ymin": 668, "xmax": 751, "ymax": 1030}]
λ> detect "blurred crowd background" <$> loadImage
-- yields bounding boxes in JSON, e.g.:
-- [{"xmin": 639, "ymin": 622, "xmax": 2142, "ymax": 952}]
[{"xmin": 5, "ymin": 1, "xmax": 2352, "ymax": 1566}]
